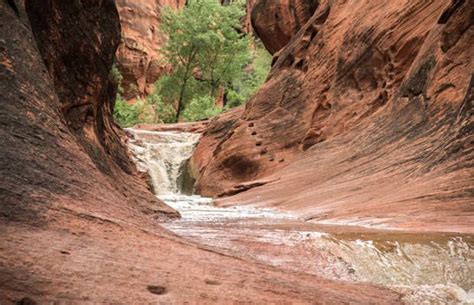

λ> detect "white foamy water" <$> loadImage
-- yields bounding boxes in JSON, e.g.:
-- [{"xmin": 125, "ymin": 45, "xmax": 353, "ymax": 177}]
[
  {"xmin": 160, "ymin": 194, "xmax": 298, "ymax": 222},
  {"xmin": 125, "ymin": 129, "xmax": 200, "ymax": 194},
  {"xmin": 125, "ymin": 128, "xmax": 474, "ymax": 304}
]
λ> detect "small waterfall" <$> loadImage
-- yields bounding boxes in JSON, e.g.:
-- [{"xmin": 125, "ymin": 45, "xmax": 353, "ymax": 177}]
[
  {"xmin": 125, "ymin": 129, "xmax": 201, "ymax": 195},
  {"xmin": 124, "ymin": 128, "xmax": 294, "ymax": 221}
]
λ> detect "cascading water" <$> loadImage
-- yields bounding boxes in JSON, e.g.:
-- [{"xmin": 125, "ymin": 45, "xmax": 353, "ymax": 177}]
[
  {"xmin": 125, "ymin": 129, "xmax": 201, "ymax": 195},
  {"xmin": 125, "ymin": 128, "xmax": 295, "ymax": 221},
  {"xmin": 125, "ymin": 128, "xmax": 473, "ymax": 304}
]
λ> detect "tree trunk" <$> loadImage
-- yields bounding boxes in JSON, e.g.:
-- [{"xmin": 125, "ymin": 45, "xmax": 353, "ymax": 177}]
[{"xmin": 176, "ymin": 78, "xmax": 187, "ymax": 121}]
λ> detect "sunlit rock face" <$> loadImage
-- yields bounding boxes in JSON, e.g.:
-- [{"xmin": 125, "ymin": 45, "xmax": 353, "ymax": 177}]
[
  {"xmin": 194, "ymin": 0, "xmax": 474, "ymax": 233},
  {"xmin": 115, "ymin": 0, "xmax": 186, "ymax": 99}
]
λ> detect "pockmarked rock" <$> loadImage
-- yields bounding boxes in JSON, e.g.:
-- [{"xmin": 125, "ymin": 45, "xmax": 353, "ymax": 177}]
[{"xmin": 194, "ymin": 0, "xmax": 474, "ymax": 233}]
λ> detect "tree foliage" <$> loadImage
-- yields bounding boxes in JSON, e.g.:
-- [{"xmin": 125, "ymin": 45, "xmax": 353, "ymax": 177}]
[
  {"xmin": 159, "ymin": 0, "xmax": 250, "ymax": 120},
  {"xmin": 114, "ymin": 98, "xmax": 155, "ymax": 128},
  {"xmin": 183, "ymin": 95, "xmax": 222, "ymax": 121},
  {"xmin": 113, "ymin": 0, "xmax": 272, "ymax": 126}
]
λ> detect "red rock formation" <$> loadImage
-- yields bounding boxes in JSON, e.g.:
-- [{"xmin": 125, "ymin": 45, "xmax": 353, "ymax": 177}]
[
  {"xmin": 243, "ymin": 0, "xmax": 256, "ymax": 34},
  {"xmin": 115, "ymin": 0, "xmax": 185, "ymax": 99},
  {"xmin": 0, "ymin": 1, "xmax": 402, "ymax": 303},
  {"xmin": 195, "ymin": 0, "xmax": 474, "ymax": 233},
  {"xmin": 251, "ymin": 0, "xmax": 318, "ymax": 54},
  {"xmin": 1, "ymin": 0, "xmax": 177, "ymax": 225}
]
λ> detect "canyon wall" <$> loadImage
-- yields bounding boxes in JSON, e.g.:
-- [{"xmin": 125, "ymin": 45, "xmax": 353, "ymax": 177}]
[
  {"xmin": 251, "ymin": 0, "xmax": 318, "ymax": 54},
  {"xmin": 0, "ymin": 3, "xmax": 402, "ymax": 303},
  {"xmin": 115, "ymin": 0, "xmax": 186, "ymax": 99},
  {"xmin": 0, "ymin": 0, "xmax": 177, "ymax": 228},
  {"xmin": 194, "ymin": 0, "xmax": 474, "ymax": 233}
]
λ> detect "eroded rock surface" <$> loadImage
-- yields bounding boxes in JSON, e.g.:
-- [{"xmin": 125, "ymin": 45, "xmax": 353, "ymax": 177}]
[
  {"xmin": 115, "ymin": 0, "xmax": 185, "ymax": 99},
  {"xmin": 1, "ymin": 0, "xmax": 177, "ymax": 227},
  {"xmin": 0, "ymin": 1, "xmax": 403, "ymax": 303},
  {"xmin": 195, "ymin": 0, "xmax": 474, "ymax": 233},
  {"xmin": 251, "ymin": 0, "xmax": 319, "ymax": 54}
]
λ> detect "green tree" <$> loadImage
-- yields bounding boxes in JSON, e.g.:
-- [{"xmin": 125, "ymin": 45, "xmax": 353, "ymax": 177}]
[
  {"xmin": 146, "ymin": 91, "xmax": 177, "ymax": 124},
  {"xmin": 225, "ymin": 41, "xmax": 272, "ymax": 108},
  {"xmin": 159, "ymin": 0, "xmax": 250, "ymax": 121}
]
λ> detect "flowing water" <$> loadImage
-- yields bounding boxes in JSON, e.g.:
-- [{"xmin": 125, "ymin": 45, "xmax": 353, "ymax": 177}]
[{"xmin": 126, "ymin": 129, "xmax": 474, "ymax": 304}]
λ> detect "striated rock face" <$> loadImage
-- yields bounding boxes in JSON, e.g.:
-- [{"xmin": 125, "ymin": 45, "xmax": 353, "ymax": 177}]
[
  {"xmin": 1, "ymin": 0, "xmax": 177, "ymax": 226},
  {"xmin": 195, "ymin": 0, "xmax": 474, "ymax": 233},
  {"xmin": 251, "ymin": 0, "xmax": 318, "ymax": 54},
  {"xmin": 0, "ymin": 2, "xmax": 402, "ymax": 303},
  {"xmin": 115, "ymin": 0, "xmax": 185, "ymax": 99}
]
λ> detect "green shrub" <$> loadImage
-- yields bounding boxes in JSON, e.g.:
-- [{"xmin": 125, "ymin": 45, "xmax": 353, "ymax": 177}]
[
  {"xmin": 114, "ymin": 95, "xmax": 157, "ymax": 128},
  {"xmin": 145, "ymin": 92, "xmax": 177, "ymax": 124},
  {"xmin": 183, "ymin": 95, "xmax": 222, "ymax": 122}
]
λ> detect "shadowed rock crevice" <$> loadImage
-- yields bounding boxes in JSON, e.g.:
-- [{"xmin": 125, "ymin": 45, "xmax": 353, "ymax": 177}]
[
  {"xmin": 251, "ymin": 0, "xmax": 319, "ymax": 54},
  {"xmin": 437, "ymin": 0, "xmax": 465, "ymax": 24},
  {"xmin": 6, "ymin": 0, "xmax": 19, "ymax": 15}
]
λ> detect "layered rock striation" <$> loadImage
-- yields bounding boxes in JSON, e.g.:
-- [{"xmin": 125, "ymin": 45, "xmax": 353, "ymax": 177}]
[
  {"xmin": 251, "ymin": 0, "xmax": 319, "ymax": 54},
  {"xmin": 0, "ymin": 1, "xmax": 402, "ymax": 303},
  {"xmin": 194, "ymin": 0, "xmax": 474, "ymax": 233},
  {"xmin": 0, "ymin": 0, "xmax": 177, "ymax": 227}
]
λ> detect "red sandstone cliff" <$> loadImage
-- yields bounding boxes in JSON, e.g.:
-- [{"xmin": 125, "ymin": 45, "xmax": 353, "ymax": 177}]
[
  {"xmin": 1, "ymin": 0, "xmax": 177, "ymax": 226},
  {"xmin": 194, "ymin": 0, "xmax": 474, "ymax": 233},
  {"xmin": 115, "ymin": 0, "xmax": 186, "ymax": 99},
  {"xmin": 251, "ymin": 0, "xmax": 318, "ymax": 54}
]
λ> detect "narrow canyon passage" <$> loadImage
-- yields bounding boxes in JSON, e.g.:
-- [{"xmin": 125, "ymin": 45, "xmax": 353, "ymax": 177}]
[
  {"xmin": 2, "ymin": 0, "xmax": 472, "ymax": 303},
  {"xmin": 126, "ymin": 129, "xmax": 474, "ymax": 304}
]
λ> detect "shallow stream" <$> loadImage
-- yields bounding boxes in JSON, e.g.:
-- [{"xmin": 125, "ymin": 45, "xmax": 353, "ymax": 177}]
[{"xmin": 126, "ymin": 129, "xmax": 474, "ymax": 304}]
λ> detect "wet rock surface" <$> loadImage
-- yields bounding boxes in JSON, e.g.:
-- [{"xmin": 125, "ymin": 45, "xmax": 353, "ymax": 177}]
[
  {"xmin": 129, "ymin": 129, "xmax": 473, "ymax": 304},
  {"xmin": 163, "ymin": 196, "xmax": 474, "ymax": 304},
  {"xmin": 195, "ymin": 0, "xmax": 474, "ymax": 233}
]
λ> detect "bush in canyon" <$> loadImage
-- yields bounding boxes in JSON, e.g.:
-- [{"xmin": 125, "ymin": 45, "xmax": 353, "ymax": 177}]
[
  {"xmin": 114, "ymin": 98, "xmax": 156, "ymax": 127},
  {"xmin": 145, "ymin": 90, "xmax": 178, "ymax": 124},
  {"xmin": 183, "ymin": 95, "xmax": 222, "ymax": 121},
  {"xmin": 157, "ymin": 0, "xmax": 251, "ymax": 121},
  {"xmin": 112, "ymin": 65, "xmax": 157, "ymax": 127}
]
